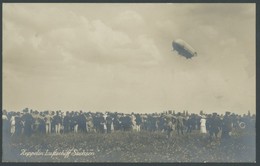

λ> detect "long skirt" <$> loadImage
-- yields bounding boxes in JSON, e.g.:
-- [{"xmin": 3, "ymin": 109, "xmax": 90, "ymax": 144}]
[{"xmin": 200, "ymin": 125, "xmax": 207, "ymax": 134}]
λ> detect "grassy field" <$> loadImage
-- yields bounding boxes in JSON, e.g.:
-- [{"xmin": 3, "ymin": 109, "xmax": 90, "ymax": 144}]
[{"xmin": 2, "ymin": 129, "xmax": 255, "ymax": 162}]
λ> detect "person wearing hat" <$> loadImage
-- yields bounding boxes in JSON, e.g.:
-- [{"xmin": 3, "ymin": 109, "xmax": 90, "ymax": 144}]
[
  {"xmin": 200, "ymin": 115, "xmax": 207, "ymax": 134},
  {"xmin": 207, "ymin": 113, "xmax": 221, "ymax": 140},
  {"xmin": 69, "ymin": 111, "xmax": 75, "ymax": 132},
  {"xmin": 186, "ymin": 115, "xmax": 195, "ymax": 133},
  {"xmin": 78, "ymin": 110, "xmax": 87, "ymax": 133},
  {"xmin": 53, "ymin": 111, "xmax": 62, "ymax": 134},
  {"xmin": 63, "ymin": 111, "xmax": 71, "ymax": 133},
  {"xmin": 106, "ymin": 114, "xmax": 113, "ymax": 133},
  {"xmin": 10, "ymin": 112, "xmax": 16, "ymax": 136},
  {"xmin": 135, "ymin": 114, "xmax": 142, "ymax": 132},
  {"xmin": 32, "ymin": 111, "xmax": 40, "ymax": 133},
  {"xmin": 221, "ymin": 111, "xmax": 232, "ymax": 139},
  {"xmin": 176, "ymin": 113, "xmax": 184, "ymax": 135},
  {"xmin": 206, "ymin": 114, "xmax": 212, "ymax": 133},
  {"xmin": 15, "ymin": 112, "xmax": 23, "ymax": 136},
  {"xmin": 86, "ymin": 114, "xmax": 94, "ymax": 132},
  {"xmin": 100, "ymin": 113, "xmax": 107, "ymax": 134},
  {"xmin": 38, "ymin": 115, "xmax": 46, "ymax": 134},
  {"xmin": 112, "ymin": 114, "xmax": 121, "ymax": 131},
  {"xmin": 21, "ymin": 109, "xmax": 34, "ymax": 136},
  {"xmin": 166, "ymin": 118, "xmax": 174, "ymax": 138},
  {"xmin": 92, "ymin": 114, "xmax": 99, "ymax": 133},
  {"xmin": 73, "ymin": 112, "xmax": 79, "ymax": 133},
  {"xmin": 44, "ymin": 111, "xmax": 52, "ymax": 134}
]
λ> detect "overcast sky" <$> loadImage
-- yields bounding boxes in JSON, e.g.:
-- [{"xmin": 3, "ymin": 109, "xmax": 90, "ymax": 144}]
[{"xmin": 3, "ymin": 3, "xmax": 255, "ymax": 114}]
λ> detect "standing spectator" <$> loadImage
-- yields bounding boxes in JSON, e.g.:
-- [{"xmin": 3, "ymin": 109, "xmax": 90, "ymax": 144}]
[
  {"xmin": 207, "ymin": 113, "xmax": 222, "ymax": 140},
  {"xmin": 15, "ymin": 112, "xmax": 23, "ymax": 136},
  {"xmin": 250, "ymin": 114, "xmax": 256, "ymax": 130},
  {"xmin": 100, "ymin": 113, "xmax": 107, "ymax": 133},
  {"xmin": 78, "ymin": 111, "xmax": 87, "ymax": 133},
  {"xmin": 146, "ymin": 115, "xmax": 153, "ymax": 132},
  {"xmin": 122, "ymin": 114, "xmax": 132, "ymax": 131},
  {"xmin": 206, "ymin": 114, "xmax": 212, "ymax": 132},
  {"xmin": 131, "ymin": 113, "xmax": 137, "ymax": 131},
  {"xmin": 38, "ymin": 115, "xmax": 46, "ymax": 134},
  {"xmin": 92, "ymin": 114, "xmax": 100, "ymax": 133},
  {"xmin": 119, "ymin": 114, "xmax": 125, "ymax": 131},
  {"xmin": 111, "ymin": 117, "xmax": 115, "ymax": 132},
  {"xmin": 142, "ymin": 116, "xmax": 148, "ymax": 131},
  {"xmin": 158, "ymin": 115, "xmax": 166, "ymax": 132},
  {"xmin": 222, "ymin": 111, "xmax": 232, "ymax": 139},
  {"xmin": 22, "ymin": 108, "xmax": 34, "ymax": 137},
  {"xmin": 73, "ymin": 112, "xmax": 79, "ymax": 133},
  {"xmin": 186, "ymin": 116, "xmax": 193, "ymax": 133},
  {"xmin": 2, "ymin": 110, "xmax": 10, "ymax": 148},
  {"xmin": 86, "ymin": 114, "xmax": 94, "ymax": 132},
  {"xmin": 149, "ymin": 114, "xmax": 158, "ymax": 131},
  {"xmin": 10, "ymin": 113, "xmax": 16, "ymax": 136},
  {"xmin": 176, "ymin": 113, "xmax": 184, "ymax": 135},
  {"xmin": 2, "ymin": 110, "xmax": 10, "ymax": 136},
  {"xmin": 135, "ymin": 114, "xmax": 142, "ymax": 132},
  {"xmin": 193, "ymin": 115, "xmax": 200, "ymax": 130},
  {"xmin": 200, "ymin": 115, "xmax": 207, "ymax": 134},
  {"xmin": 166, "ymin": 119, "xmax": 174, "ymax": 138},
  {"xmin": 102, "ymin": 121, "xmax": 107, "ymax": 133},
  {"xmin": 44, "ymin": 111, "xmax": 52, "ymax": 134},
  {"xmin": 33, "ymin": 111, "xmax": 40, "ymax": 133},
  {"xmin": 63, "ymin": 111, "xmax": 70, "ymax": 133},
  {"xmin": 106, "ymin": 114, "xmax": 113, "ymax": 133},
  {"xmin": 53, "ymin": 111, "xmax": 62, "ymax": 134},
  {"xmin": 113, "ymin": 114, "xmax": 121, "ymax": 131},
  {"xmin": 50, "ymin": 111, "xmax": 56, "ymax": 133},
  {"xmin": 69, "ymin": 111, "xmax": 75, "ymax": 132},
  {"xmin": 231, "ymin": 114, "xmax": 239, "ymax": 129}
]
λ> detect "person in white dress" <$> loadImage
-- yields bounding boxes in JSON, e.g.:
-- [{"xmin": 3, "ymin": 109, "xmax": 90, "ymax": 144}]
[
  {"xmin": 44, "ymin": 112, "xmax": 52, "ymax": 134},
  {"xmin": 10, "ymin": 115, "xmax": 16, "ymax": 136},
  {"xmin": 200, "ymin": 115, "xmax": 207, "ymax": 134},
  {"xmin": 131, "ymin": 114, "xmax": 137, "ymax": 131}
]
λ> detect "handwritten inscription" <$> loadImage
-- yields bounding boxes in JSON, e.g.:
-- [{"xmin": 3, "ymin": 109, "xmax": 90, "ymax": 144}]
[{"xmin": 20, "ymin": 148, "xmax": 95, "ymax": 158}]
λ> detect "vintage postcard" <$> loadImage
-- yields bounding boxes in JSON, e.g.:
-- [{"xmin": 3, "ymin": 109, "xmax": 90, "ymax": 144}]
[{"xmin": 2, "ymin": 3, "xmax": 256, "ymax": 162}]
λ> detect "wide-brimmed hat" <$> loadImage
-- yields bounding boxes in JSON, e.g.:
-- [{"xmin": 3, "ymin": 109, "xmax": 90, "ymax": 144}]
[
  {"xmin": 23, "ymin": 109, "xmax": 28, "ymax": 113},
  {"xmin": 225, "ymin": 111, "xmax": 231, "ymax": 115}
]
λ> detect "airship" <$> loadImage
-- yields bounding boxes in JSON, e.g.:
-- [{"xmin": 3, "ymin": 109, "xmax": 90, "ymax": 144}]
[{"xmin": 172, "ymin": 39, "xmax": 197, "ymax": 59}]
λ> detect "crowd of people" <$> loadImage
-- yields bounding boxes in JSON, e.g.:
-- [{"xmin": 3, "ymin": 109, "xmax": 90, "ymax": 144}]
[{"xmin": 2, "ymin": 108, "xmax": 255, "ymax": 140}]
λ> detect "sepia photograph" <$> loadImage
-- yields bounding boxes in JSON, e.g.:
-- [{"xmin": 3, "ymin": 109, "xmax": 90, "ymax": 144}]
[{"xmin": 2, "ymin": 3, "xmax": 256, "ymax": 162}]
